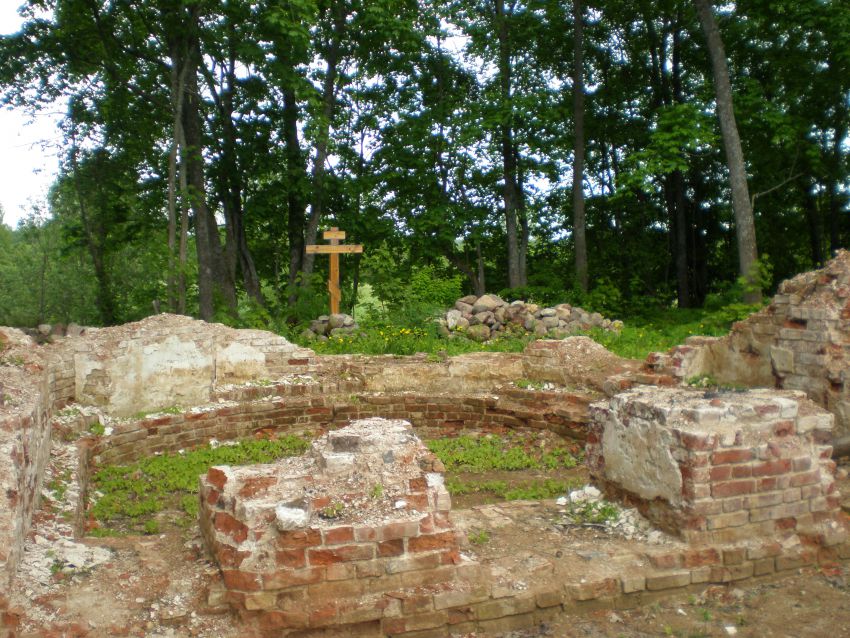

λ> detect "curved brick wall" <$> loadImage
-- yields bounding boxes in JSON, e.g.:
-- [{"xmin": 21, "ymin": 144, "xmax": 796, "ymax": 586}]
[{"xmin": 90, "ymin": 383, "xmax": 596, "ymax": 467}]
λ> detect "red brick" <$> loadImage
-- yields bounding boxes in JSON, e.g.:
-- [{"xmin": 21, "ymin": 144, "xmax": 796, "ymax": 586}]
[
  {"xmin": 648, "ymin": 552, "xmax": 681, "ymax": 569},
  {"xmin": 790, "ymin": 471, "xmax": 821, "ymax": 487},
  {"xmin": 262, "ymin": 567, "xmax": 324, "ymax": 589},
  {"xmin": 773, "ymin": 420, "xmax": 795, "ymax": 436},
  {"xmin": 237, "ymin": 476, "xmax": 277, "ymax": 498},
  {"xmin": 409, "ymin": 477, "xmax": 428, "ymax": 491},
  {"xmin": 221, "ymin": 570, "xmax": 262, "ymax": 591},
  {"xmin": 322, "ymin": 526, "xmax": 355, "ymax": 545},
  {"xmin": 380, "ymin": 520, "xmax": 420, "ymax": 540},
  {"xmin": 257, "ymin": 610, "xmax": 309, "ymax": 630},
  {"xmin": 731, "ymin": 464, "xmax": 753, "ymax": 478},
  {"xmin": 752, "ymin": 459, "xmax": 791, "ymax": 477},
  {"xmin": 757, "ymin": 477, "xmax": 779, "ymax": 492},
  {"xmin": 214, "ymin": 512, "xmax": 248, "ymax": 543},
  {"xmin": 378, "ymin": 539, "xmax": 404, "ymax": 557},
  {"xmin": 710, "ymin": 466, "xmax": 732, "ymax": 481},
  {"xmin": 218, "ymin": 545, "xmax": 251, "ymax": 568},
  {"xmin": 775, "ymin": 517, "xmax": 797, "ymax": 530},
  {"xmin": 407, "ymin": 532, "xmax": 457, "ymax": 552},
  {"xmin": 712, "ymin": 449, "xmax": 754, "ymax": 464},
  {"xmin": 206, "ymin": 467, "xmax": 228, "ymax": 489},
  {"xmin": 712, "ymin": 480, "xmax": 755, "ymax": 498},
  {"xmin": 308, "ymin": 603, "xmax": 338, "ymax": 628},
  {"xmin": 277, "ymin": 528, "xmax": 322, "ymax": 549},
  {"xmin": 682, "ymin": 548, "xmax": 721, "ymax": 568},
  {"xmin": 308, "ymin": 544, "xmax": 374, "ymax": 565},
  {"xmin": 679, "ymin": 431, "xmax": 715, "ymax": 451},
  {"xmin": 205, "ymin": 488, "xmax": 220, "ymax": 505},
  {"xmin": 276, "ymin": 548, "xmax": 307, "ymax": 569}
]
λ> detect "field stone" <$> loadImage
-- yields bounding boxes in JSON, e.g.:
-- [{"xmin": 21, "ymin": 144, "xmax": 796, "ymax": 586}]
[
  {"xmin": 540, "ymin": 308, "xmax": 557, "ymax": 318},
  {"xmin": 542, "ymin": 316, "xmax": 560, "ymax": 329},
  {"xmin": 466, "ymin": 324, "xmax": 491, "ymax": 342},
  {"xmin": 446, "ymin": 309, "xmax": 463, "ymax": 330},
  {"xmin": 455, "ymin": 301, "xmax": 474, "ymax": 313},
  {"xmin": 328, "ymin": 314, "xmax": 346, "ymax": 329},
  {"xmin": 458, "ymin": 295, "xmax": 478, "ymax": 305},
  {"xmin": 475, "ymin": 311, "xmax": 495, "ymax": 325},
  {"xmin": 472, "ymin": 294, "xmax": 505, "ymax": 313}
]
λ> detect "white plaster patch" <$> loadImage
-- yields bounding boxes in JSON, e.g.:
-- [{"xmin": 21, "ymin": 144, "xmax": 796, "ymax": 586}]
[
  {"xmin": 215, "ymin": 341, "xmax": 267, "ymax": 383},
  {"xmin": 601, "ymin": 416, "xmax": 683, "ymax": 506}
]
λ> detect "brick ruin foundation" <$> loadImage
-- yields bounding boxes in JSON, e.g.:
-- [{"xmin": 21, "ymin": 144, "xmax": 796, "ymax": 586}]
[{"xmin": 2, "ymin": 254, "xmax": 850, "ymax": 636}]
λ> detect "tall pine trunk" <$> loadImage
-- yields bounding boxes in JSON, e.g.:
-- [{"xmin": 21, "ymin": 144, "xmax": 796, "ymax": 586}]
[
  {"xmin": 693, "ymin": 0, "xmax": 761, "ymax": 303},
  {"xmin": 572, "ymin": 0, "xmax": 588, "ymax": 292}
]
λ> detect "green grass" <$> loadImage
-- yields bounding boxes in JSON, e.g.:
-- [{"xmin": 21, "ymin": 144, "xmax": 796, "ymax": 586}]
[
  {"xmin": 295, "ymin": 304, "xmax": 757, "ymax": 361},
  {"xmin": 446, "ymin": 477, "xmax": 582, "ymax": 501},
  {"xmin": 89, "ymin": 435, "xmax": 310, "ymax": 535},
  {"xmin": 581, "ymin": 304, "xmax": 758, "ymax": 359},
  {"xmin": 426, "ymin": 435, "xmax": 579, "ymax": 473},
  {"xmin": 307, "ymin": 323, "xmax": 533, "ymax": 357}
]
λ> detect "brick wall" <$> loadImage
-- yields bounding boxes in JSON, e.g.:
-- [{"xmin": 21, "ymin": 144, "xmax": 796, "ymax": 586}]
[
  {"xmin": 90, "ymin": 385, "xmax": 595, "ymax": 467},
  {"xmin": 647, "ymin": 250, "xmax": 850, "ymax": 438},
  {"xmin": 587, "ymin": 387, "xmax": 845, "ymax": 546},
  {"xmin": 0, "ymin": 339, "xmax": 75, "ymax": 591}
]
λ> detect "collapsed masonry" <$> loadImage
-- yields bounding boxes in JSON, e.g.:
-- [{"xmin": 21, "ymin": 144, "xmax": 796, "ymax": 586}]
[
  {"xmin": 2, "ymin": 254, "xmax": 850, "ymax": 636},
  {"xmin": 199, "ymin": 418, "xmax": 460, "ymax": 635}
]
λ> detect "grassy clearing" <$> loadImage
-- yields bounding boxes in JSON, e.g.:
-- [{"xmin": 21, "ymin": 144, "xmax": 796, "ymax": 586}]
[
  {"xmin": 426, "ymin": 434, "xmax": 579, "ymax": 473},
  {"xmin": 446, "ymin": 477, "xmax": 582, "ymax": 501},
  {"xmin": 427, "ymin": 434, "xmax": 584, "ymax": 504},
  {"xmin": 89, "ymin": 436, "xmax": 309, "ymax": 535}
]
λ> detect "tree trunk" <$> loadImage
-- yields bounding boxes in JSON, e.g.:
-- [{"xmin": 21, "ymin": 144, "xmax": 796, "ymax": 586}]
[
  {"xmin": 167, "ymin": 42, "xmax": 187, "ymax": 313},
  {"xmin": 219, "ymin": 45, "xmax": 263, "ymax": 305},
  {"xmin": 494, "ymin": 0, "xmax": 524, "ymax": 289},
  {"xmin": 301, "ymin": 6, "xmax": 346, "ymax": 281},
  {"xmin": 572, "ymin": 0, "xmax": 588, "ymax": 292},
  {"xmin": 182, "ymin": 29, "xmax": 236, "ymax": 320},
  {"xmin": 476, "ymin": 241, "xmax": 486, "ymax": 296},
  {"xmin": 693, "ymin": 0, "xmax": 761, "ymax": 303},
  {"xmin": 803, "ymin": 187, "xmax": 824, "ymax": 267},
  {"xmin": 283, "ymin": 88, "xmax": 308, "ymax": 302}
]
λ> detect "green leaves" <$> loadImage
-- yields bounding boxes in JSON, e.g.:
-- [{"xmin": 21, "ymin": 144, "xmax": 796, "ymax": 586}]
[{"xmin": 619, "ymin": 103, "xmax": 718, "ymax": 193}]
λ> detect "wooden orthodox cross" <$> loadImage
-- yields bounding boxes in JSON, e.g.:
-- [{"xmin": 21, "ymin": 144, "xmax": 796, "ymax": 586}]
[{"xmin": 305, "ymin": 227, "xmax": 363, "ymax": 315}]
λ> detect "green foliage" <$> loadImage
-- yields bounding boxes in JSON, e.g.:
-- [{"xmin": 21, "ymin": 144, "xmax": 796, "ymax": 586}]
[
  {"xmin": 306, "ymin": 323, "xmax": 531, "ymax": 357},
  {"xmin": 427, "ymin": 435, "xmax": 578, "ymax": 473},
  {"xmin": 90, "ymin": 435, "xmax": 309, "ymax": 534},
  {"xmin": 88, "ymin": 421, "xmax": 106, "ymax": 436},
  {"xmin": 447, "ymin": 477, "xmax": 581, "ymax": 501},
  {"xmin": 565, "ymin": 499, "xmax": 620, "ymax": 525},
  {"xmin": 319, "ymin": 502, "xmax": 345, "ymax": 520},
  {"xmin": 467, "ymin": 529, "xmax": 490, "ymax": 545}
]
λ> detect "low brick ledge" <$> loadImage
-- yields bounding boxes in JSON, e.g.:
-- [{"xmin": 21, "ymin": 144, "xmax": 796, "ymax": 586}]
[{"xmin": 209, "ymin": 533, "xmax": 850, "ymax": 637}]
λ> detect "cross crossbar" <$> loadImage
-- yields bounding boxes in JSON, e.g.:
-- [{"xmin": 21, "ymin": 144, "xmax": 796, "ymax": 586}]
[{"xmin": 305, "ymin": 227, "xmax": 363, "ymax": 315}]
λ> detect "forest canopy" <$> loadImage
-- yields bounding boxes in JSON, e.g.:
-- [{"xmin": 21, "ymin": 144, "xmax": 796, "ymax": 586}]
[{"xmin": 0, "ymin": 0, "xmax": 848, "ymax": 331}]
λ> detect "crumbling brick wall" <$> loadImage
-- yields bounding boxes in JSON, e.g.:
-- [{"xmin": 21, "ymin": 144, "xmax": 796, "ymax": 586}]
[
  {"xmin": 587, "ymin": 387, "xmax": 845, "ymax": 546},
  {"xmin": 648, "ymin": 251, "xmax": 850, "ymax": 438},
  {"xmin": 199, "ymin": 418, "xmax": 461, "ymax": 635},
  {"xmin": 0, "ymin": 329, "xmax": 75, "ymax": 589}
]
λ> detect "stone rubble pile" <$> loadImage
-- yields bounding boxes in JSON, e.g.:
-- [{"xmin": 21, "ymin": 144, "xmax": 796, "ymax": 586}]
[
  {"xmin": 302, "ymin": 312, "xmax": 360, "ymax": 340},
  {"xmin": 555, "ymin": 485, "xmax": 665, "ymax": 543},
  {"xmin": 437, "ymin": 294, "xmax": 623, "ymax": 342}
]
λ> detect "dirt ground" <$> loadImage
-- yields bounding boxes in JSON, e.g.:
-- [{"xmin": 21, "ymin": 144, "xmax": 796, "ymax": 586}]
[{"xmin": 7, "ymin": 450, "xmax": 850, "ymax": 638}]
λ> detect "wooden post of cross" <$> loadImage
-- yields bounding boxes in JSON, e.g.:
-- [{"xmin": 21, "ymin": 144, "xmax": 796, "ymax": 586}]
[{"xmin": 305, "ymin": 227, "xmax": 363, "ymax": 315}]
